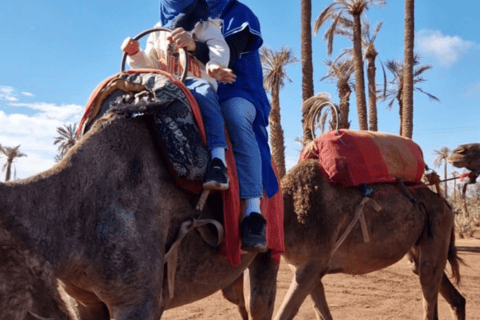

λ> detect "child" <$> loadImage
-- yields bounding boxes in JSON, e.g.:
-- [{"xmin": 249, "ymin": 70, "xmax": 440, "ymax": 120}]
[{"xmin": 121, "ymin": 0, "xmax": 235, "ymax": 191}]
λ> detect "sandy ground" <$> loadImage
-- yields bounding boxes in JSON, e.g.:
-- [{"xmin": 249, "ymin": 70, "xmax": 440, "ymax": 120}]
[{"xmin": 162, "ymin": 229, "xmax": 480, "ymax": 320}]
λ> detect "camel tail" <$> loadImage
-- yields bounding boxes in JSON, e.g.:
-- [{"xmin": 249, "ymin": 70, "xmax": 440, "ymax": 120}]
[{"xmin": 447, "ymin": 227, "xmax": 464, "ymax": 285}]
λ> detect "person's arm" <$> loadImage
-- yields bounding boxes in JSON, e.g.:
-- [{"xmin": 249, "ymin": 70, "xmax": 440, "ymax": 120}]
[
  {"xmin": 126, "ymin": 33, "xmax": 161, "ymax": 69},
  {"xmin": 194, "ymin": 27, "xmax": 252, "ymax": 68}
]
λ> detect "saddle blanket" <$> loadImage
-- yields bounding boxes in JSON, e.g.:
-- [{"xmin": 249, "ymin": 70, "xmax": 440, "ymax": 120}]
[
  {"xmin": 77, "ymin": 69, "xmax": 284, "ymax": 265},
  {"xmin": 300, "ymin": 129, "xmax": 425, "ymax": 187}
]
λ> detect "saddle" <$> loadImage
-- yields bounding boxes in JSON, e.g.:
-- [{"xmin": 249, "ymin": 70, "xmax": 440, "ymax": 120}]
[{"xmin": 77, "ymin": 70, "xmax": 284, "ymax": 266}]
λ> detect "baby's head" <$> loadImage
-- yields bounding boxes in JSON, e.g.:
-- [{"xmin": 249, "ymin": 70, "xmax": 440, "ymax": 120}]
[{"xmin": 160, "ymin": 0, "xmax": 209, "ymax": 31}]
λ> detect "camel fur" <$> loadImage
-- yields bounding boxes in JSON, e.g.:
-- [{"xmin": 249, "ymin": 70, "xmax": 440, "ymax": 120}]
[
  {"xmin": 0, "ymin": 99, "xmax": 277, "ymax": 320},
  {"xmin": 0, "ymin": 229, "xmax": 73, "ymax": 320}
]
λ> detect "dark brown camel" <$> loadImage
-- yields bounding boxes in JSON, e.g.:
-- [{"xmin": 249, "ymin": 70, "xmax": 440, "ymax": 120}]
[
  {"xmin": 0, "ymin": 228, "xmax": 73, "ymax": 320},
  {"xmin": 0, "ymin": 100, "xmax": 277, "ymax": 319},
  {"xmin": 0, "ymin": 230, "xmax": 73, "ymax": 320}
]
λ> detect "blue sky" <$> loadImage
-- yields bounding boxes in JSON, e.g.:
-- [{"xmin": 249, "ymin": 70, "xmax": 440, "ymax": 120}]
[{"xmin": 1, "ymin": 0, "xmax": 479, "ymax": 181}]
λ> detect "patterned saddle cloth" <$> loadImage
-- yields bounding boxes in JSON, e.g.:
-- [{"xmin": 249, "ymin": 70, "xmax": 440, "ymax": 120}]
[{"xmin": 77, "ymin": 69, "xmax": 208, "ymax": 192}]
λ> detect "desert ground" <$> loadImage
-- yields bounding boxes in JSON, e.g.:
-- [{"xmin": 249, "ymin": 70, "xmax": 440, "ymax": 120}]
[{"xmin": 162, "ymin": 227, "xmax": 480, "ymax": 320}]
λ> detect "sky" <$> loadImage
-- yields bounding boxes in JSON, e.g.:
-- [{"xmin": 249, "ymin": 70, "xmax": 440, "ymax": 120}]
[{"xmin": 0, "ymin": 0, "xmax": 479, "ymax": 181}]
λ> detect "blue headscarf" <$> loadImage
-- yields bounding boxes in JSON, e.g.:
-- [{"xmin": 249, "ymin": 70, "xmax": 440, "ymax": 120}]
[
  {"xmin": 205, "ymin": 0, "xmax": 236, "ymax": 19},
  {"xmin": 160, "ymin": 0, "xmax": 210, "ymax": 31}
]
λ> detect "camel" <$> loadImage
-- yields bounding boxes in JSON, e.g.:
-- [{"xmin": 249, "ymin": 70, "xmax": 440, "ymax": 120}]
[
  {"xmin": 0, "ymin": 227, "xmax": 73, "ymax": 320},
  {"xmin": 276, "ymin": 158, "xmax": 465, "ymax": 320},
  {"xmin": 0, "ymin": 95, "xmax": 278, "ymax": 319},
  {"xmin": 449, "ymin": 143, "xmax": 480, "ymax": 172},
  {"xmin": 269, "ymin": 100, "xmax": 466, "ymax": 320}
]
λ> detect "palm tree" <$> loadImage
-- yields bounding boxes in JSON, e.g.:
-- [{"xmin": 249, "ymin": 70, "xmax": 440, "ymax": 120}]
[
  {"xmin": 363, "ymin": 20, "xmax": 383, "ymax": 131},
  {"xmin": 54, "ymin": 123, "xmax": 77, "ymax": 162},
  {"xmin": 301, "ymin": 0, "xmax": 315, "ymax": 101},
  {"xmin": 434, "ymin": 147, "xmax": 450, "ymax": 197},
  {"xmin": 403, "ymin": 0, "xmax": 415, "ymax": 138},
  {"xmin": 314, "ymin": 0, "xmax": 386, "ymax": 130},
  {"xmin": 261, "ymin": 47, "xmax": 298, "ymax": 178},
  {"xmin": 0, "ymin": 145, "xmax": 27, "ymax": 181},
  {"xmin": 322, "ymin": 58, "xmax": 354, "ymax": 129},
  {"xmin": 381, "ymin": 55, "xmax": 439, "ymax": 136},
  {"xmin": 326, "ymin": 18, "xmax": 383, "ymax": 131}
]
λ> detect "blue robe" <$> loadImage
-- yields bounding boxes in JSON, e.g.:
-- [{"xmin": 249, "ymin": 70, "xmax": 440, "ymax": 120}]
[{"xmin": 214, "ymin": 1, "xmax": 279, "ymax": 198}]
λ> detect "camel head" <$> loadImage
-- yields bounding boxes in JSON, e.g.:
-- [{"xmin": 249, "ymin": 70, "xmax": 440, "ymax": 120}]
[{"xmin": 448, "ymin": 143, "xmax": 480, "ymax": 171}]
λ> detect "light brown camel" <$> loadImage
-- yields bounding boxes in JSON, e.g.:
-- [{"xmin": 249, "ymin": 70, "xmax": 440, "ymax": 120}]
[
  {"xmin": 0, "ymin": 228, "xmax": 73, "ymax": 320},
  {"xmin": 449, "ymin": 143, "xmax": 480, "ymax": 172},
  {"xmin": 269, "ymin": 100, "xmax": 466, "ymax": 320},
  {"xmin": 0, "ymin": 98, "xmax": 278, "ymax": 319},
  {"xmin": 222, "ymin": 101, "xmax": 466, "ymax": 320},
  {"xmin": 277, "ymin": 159, "xmax": 464, "ymax": 320}
]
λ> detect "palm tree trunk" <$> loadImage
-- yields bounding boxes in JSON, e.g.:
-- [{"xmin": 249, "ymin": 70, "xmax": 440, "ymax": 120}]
[
  {"xmin": 269, "ymin": 85, "xmax": 286, "ymax": 178},
  {"xmin": 339, "ymin": 86, "xmax": 351, "ymax": 129},
  {"xmin": 301, "ymin": 0, "xmax": 314, "ymax": 101},
  {"xmin": 352, "ymin": 14, "xmax": 368, "ymax": 130},
  {"xmin": 366, "ymin": 55, "xmax": 378, "ymax": 131},
  {"xmin": 396, "ymin": 86, "xmax": 404, "ymax": 136},
  {"xmin": 5, "ymin": 160, "xmax": 12, "ymax": 182},
  {"xmin": 402, "ymin": 0, "xmax": 415, "ymax": 138},
  {"xmin": 444, "ymin": 161, "xmax": 448, "ymax": 197}
]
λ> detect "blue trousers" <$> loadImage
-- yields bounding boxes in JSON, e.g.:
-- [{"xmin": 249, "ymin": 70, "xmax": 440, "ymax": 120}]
[
  {"xmin": 186, "ymin": 79, "xmax": 228, "ymax": 150},
  {"xmin": 222, "ymin": 97, "xmax": 263, "ymax": 199},
  {"xmin": 187, "ymin": 79, "xmax": 262, "ymax": 198}
]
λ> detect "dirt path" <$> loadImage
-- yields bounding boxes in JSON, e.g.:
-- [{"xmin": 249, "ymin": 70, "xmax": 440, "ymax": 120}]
[{"xmin": 162, "ymin": 236, "xmax": 480, "ymax": 320}]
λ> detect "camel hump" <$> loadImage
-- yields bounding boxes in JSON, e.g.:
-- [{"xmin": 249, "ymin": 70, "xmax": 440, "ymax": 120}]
[
  {"xmin": 300, "ymin": 129, "xmax": 425, "ymax": 187},
  {"xmin": 77, "ymin": 70, "xmax": 209, "ymax": 191}
]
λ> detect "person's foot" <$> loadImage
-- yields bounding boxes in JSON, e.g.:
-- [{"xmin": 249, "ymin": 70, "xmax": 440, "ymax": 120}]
[
  {"xmin": 241, "ymin": 212, "xmax": 267, "ymax": 253},
  {"xmin": 203, "ymin": 158, "xmax": 229, "ymax": 190}
]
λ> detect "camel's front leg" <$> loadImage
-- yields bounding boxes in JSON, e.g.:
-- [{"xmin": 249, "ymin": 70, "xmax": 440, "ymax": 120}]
[
  {"xmin": 222, "ymin": 274, "xmax": 248, "ymax": 320},
  {"xmin": 244, "ymin": 251, "xmax": 279, "ymax": 320},
  {"xmin": 310, "ymin": 281, "xmax": 333, "ymax": 320},
  {"xmin": 275, "ymin": 261, "xmax": 323, "ymax": 320}
]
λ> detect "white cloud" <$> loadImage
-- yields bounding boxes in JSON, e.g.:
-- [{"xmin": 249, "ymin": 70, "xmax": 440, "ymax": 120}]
[
  {"xmin": 416, "ymin": 30, "xmax": 475, "ymax": 68},
  {"xmin": 0, "ymin": 85, "xmax": 34, "ymax": 102},
  {"xmin": 21, "ymin": 92, "xmax": 34, "ymax": 98},
  {"xmin": 0, "ymin": 86, "xmax": 19, "ymax": 102},
  {"xmin": 0, "ymin": 92, "xmax": 83, "ymax": 181}
]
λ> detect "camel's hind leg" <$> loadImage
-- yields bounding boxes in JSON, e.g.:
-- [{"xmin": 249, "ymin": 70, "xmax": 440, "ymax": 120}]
[
  {"xmin": 439, "ymin": 273, "xmax": 466, "ymax": 320},
  {"xmin": 409, "ymin": 227, "xmax": 451, "ymax": 319},
  {"xmin": 275, "ymin": 261, "xmax": 325, "ymax": 320},
  {"xmin": 310, "ymin": 281, "xmax": 333, "ymax": 320},
  {"xmin": 409, "ymin": 251, "xmax": 465, "ymax": 320}
]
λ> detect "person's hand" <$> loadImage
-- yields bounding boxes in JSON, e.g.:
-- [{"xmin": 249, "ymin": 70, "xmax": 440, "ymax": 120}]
[
  {"xmin": 168, "ymin": 28, "xmax": 196, "ymax": 52},
  {"xmin": 207, "ymin": 65, "xmax": 236, "ymax": 84},
  {"xmin": 121, "ymin": 38, "xmax": 140, "ymax": 56}
]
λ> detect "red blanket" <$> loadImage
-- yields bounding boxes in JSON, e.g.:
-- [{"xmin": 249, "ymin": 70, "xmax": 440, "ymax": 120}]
[
  {"xmin": 300, "ymin": 129, "xmax": 425, "ymax": 187},
  {"xmin": 78, "ymin": 70, "xmax": 284, "ymax": 265}
]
